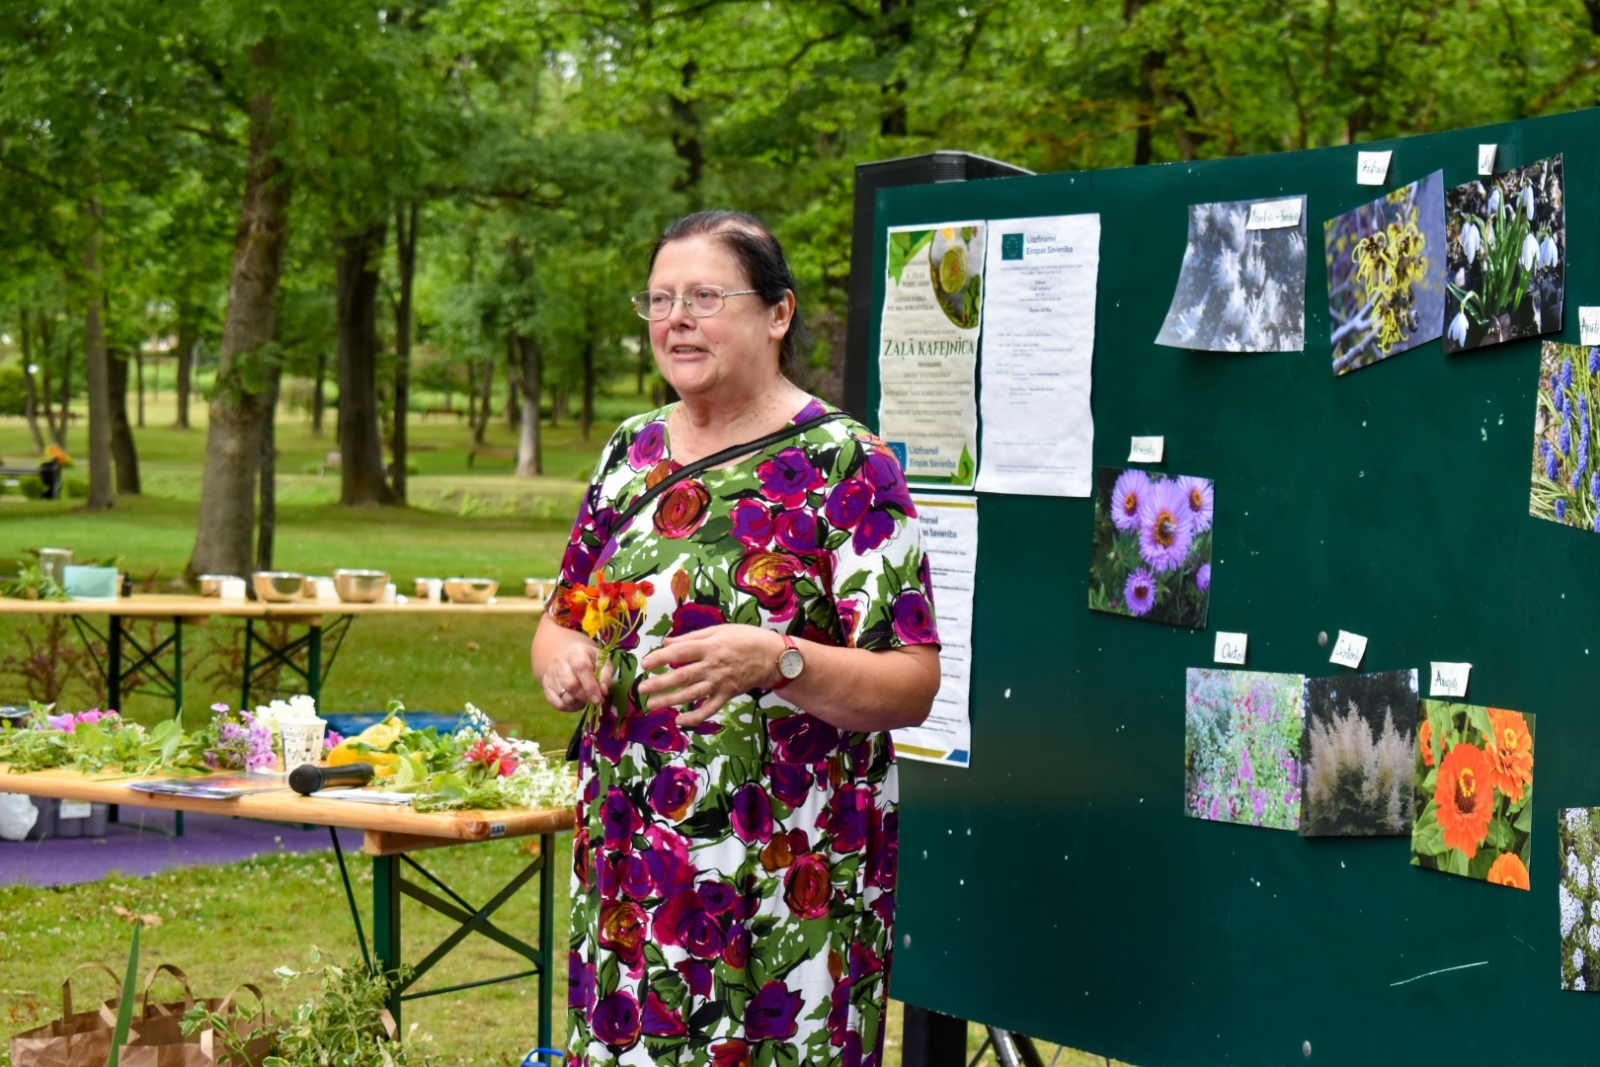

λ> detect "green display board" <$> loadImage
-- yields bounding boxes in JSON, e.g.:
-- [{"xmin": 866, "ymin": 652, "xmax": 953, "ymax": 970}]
[{"xmin": 872, "ymin": 110, "xmax": 1600, "ymax": 1065}]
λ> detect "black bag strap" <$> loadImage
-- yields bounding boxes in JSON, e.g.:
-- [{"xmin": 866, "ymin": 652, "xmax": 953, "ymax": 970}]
[{"xmin": 612, "ymin": 410, "xmax": 850, "ymax": 532}]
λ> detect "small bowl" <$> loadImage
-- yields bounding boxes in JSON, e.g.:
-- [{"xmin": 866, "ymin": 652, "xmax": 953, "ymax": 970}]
[
  {"xmin": 253, "ymin": 571, "xmax": 308, "ymax": 603},
  {"xmin": 333, "ymin": 569, "xmax": 390, "ymax": 603},
  {"xmin": 524, "ymin": 577, "xmax": 555, "ymax": 601},
  {"xmin": 0, "ymin": 706, "xmax": 32, "ymax": 728},
  {"xmin": 444, "ymin": 577, "xmax": 498, "ymax": 604},
  {"xmin": 197, "ymin": 574, "xmax": 240, "ymax": 597}
]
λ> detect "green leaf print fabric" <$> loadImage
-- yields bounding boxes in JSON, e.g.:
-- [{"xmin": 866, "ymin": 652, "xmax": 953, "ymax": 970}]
[{"xmin": 553, "ymin": 397, "xmax": 939, "ymax": 1066}]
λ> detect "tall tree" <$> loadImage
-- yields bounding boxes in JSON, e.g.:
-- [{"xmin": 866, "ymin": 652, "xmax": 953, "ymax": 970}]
[{"xmin": 334, "ymin": 221, "xmax": 394, "ymax": 505}]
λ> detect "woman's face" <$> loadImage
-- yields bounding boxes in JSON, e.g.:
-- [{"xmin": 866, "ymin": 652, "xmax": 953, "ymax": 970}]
[{"xmin": 647, "ymin": 233, "xmax": 793, "ymax": 402}]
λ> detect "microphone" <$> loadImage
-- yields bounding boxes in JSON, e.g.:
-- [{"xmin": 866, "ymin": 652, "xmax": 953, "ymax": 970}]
[{"xmin": 288, "ymin": 762, "xmax": 376, "ymax": 796}]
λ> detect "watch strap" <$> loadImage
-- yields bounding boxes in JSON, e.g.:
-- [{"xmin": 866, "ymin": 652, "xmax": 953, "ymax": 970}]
[{"xmin": 772, "ymin": 634, "xmax": 800, "ymax": 690}]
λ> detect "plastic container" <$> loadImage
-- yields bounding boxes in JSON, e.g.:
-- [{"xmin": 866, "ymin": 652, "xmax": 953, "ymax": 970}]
[
  {"xmin": 322, "ymin": 712, "xmax": 466, "ymax": 739},
  {"xmin": 26, "ymin": 796, "xmax": 110, "ymax": 840}
]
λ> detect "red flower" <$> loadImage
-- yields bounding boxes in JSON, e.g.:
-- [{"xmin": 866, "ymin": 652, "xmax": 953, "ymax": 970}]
[
  {"xmin": 653, "ymin": 480, "xmax": 711, "ymax": 539},
  {"xmin": 732, "ymin": 550, "xmax": 804, "ymax": 611},
  {"xmin": 1435, "ymin": 741, "xmax": 1494, "ymax": 858},
  {"xmin": 783, "ymin": 852, "xmax": 833, "ymax": 919}
]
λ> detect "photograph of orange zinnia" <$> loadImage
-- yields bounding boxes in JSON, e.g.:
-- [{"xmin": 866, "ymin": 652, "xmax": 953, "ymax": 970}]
[{"xmin": 1409, "ymin": 700, "xmax": 1534, "ymax": 890}]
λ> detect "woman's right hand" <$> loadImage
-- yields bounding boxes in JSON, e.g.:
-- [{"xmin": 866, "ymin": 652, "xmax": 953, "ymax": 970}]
[{"xmin": 538, "ymin": 637, "xmax": 608, "ymax": 712}]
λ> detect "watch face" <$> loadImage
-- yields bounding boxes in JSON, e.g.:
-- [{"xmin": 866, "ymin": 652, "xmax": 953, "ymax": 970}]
[{"xmin": 778, "ymin": 648, "xmax": 804, "ymax": 680}]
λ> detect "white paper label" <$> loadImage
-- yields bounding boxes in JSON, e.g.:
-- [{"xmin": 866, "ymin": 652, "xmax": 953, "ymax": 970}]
[
  {"xmin": 1478, "ymin": 144, "xmax": 1498, "ymax": 176},
  {"xmin": 1128, "ymin": 436, "xmax": 1165, "ymax": 463},
  {"xmin": 1213, "ymin": 632, "xmax": 1248, "ymax": 666},
  {"xmin": 1430, "ymin": 662, "xmax": 1472, "ymax": 698},
  {"xmin": 1356, "ymin": 151, "xmax": 1392, "ymax": 185},
  {"xmin": 1329, "ymin": 630, "xmax": 1368, "ymax": 669},
  {"xmin": 1246, "ymin": 199, "xmax": 1303, "ymax": 230},
  {"xmin": 59, "ymin": 800, "xmax": 92, "ymax": 820},
  {"xmin": 1580, "ymin": 307, "xmax": 1600, "ymax": 345}
]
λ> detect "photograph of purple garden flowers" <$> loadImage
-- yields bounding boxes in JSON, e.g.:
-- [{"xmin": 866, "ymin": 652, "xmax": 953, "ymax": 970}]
[
  {"xmin": 1184, "ymin": 668, "xmax": 1305, "ymax": 831},
  {"xmin": 1088, "ymin": 466, "xmax": 1213, "ymax": 629},
  {"xmin": 1530, "ymin": 341, "xmax": 1600, "ymax": 532}
]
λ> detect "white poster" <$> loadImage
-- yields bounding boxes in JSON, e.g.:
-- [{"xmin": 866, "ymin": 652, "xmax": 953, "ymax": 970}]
[
  {"xmin": 878, "ymin": 222, "xmax": 985, "ymax": 486},
  {"xmin": 975, "ymin": 215, "xmax": 1101, "ymax": 497},
  {"xmin": 893, "ymin": 494, "xmax": 978, "ymax": 768}
]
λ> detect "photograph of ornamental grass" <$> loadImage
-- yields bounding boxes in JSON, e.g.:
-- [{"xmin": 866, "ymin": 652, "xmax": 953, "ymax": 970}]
[{"xmin": 1299, "ymin": 670, "xmax": 1419, "ymax": 837}]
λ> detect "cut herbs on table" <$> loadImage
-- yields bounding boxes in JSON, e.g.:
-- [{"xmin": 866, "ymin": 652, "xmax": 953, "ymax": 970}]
[
  {"xmin": 1184, "ymin": 668, "xmax": 1306, "ymax": 831},
  {"xmin": 1530, "ymin": 340, "xmax": 1600, "ymax": 532},
  {"xmin": 0, "ymin": 703, "xmax": 208, "ymax": 776},
  {"xmin": 1089, "ymin": 466, "xmax": 1213, "ymax": 629},
  {"xmin": 1300, "ymin": 670, "xmax": 1419, "ymax": 837},
  {"xmin": 1410, "ymin": 699, "xmax": 1534, "ymax": 890},
  {"xmin": 1444, "ymin": 155, "xmax": 1564, "ymax": 352}
]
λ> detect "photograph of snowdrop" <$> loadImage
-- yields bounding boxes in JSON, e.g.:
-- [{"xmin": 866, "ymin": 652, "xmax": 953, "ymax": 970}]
[
  {"xmin": 1088, "ymin": 466, "xmax": 1213, "ymax": 629},
  {"xmin": 1410, "ymin": 700, "xmax": 1534, "ymax": 890},
  {"xmin": 1559, "ymin": 808, "xmax": 1600, "ymax": 991},
  {"xmin": 1530, "ymin": 341, "xmax": 1600, "ymax": 532},
  {"xmin": 1299, "ymin": 670, "xmax": 1419, "ymax": 837},
  {"xmin": 1155, "ymin": 195, "xmax": 1307, "ymax": 352},
  {"xmin": 1184, "ymin": 668, "xmax": 1305, "ymax": 831},
  {"xmin": 1323, "ymin": 172, "xmax": 1446, "ymax": 376},
  {"xmin": 1444, "ymin": 155, "xmax": 1564, "ymax": 352}
]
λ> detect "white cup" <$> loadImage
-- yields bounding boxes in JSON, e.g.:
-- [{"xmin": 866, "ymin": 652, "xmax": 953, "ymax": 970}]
[
  {"xmin": 279, "ymin": 719, "xmax": 328, "ymax": 773},
  {"xmin": 416, "ymin": 577, "xmax": 442, "ymax": 603},
  {"xmin": 220, "ymin": 577, "xmax": 247, "ymax": 601},
  {"xmin": 314, "ymin": 577, "xmax": 338, "ymax": 602},
  {"xmin": 382, "ymin": 583, "xmax": 397, "ymax": 603}
]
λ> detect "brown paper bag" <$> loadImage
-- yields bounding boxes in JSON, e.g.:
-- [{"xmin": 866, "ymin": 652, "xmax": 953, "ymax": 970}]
[
  {"xmin": 119, "ymin": 971, "xmax": 274, "ymax": 1067},
  {"xmin": 8, "ymin": 963, "xmax": 124, "ymax": 1067}
]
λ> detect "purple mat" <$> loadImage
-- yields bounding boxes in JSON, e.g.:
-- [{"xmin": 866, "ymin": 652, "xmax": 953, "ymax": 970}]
[{"xmin": 0, "ymin": 806, "xmax": 365, "ymax": 887}]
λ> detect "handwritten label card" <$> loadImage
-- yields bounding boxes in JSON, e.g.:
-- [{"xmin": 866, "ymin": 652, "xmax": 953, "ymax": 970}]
[
  {"xmin": 1356, "ymin": 151, "xmax": 1392, "ymax": 185},
  {"xmin": 1430, "ymin": 662, "xmax": 1472, "ymax": 698},
  {"xmin": 1128, "ymin": 436, "xmax": 1165, "ymax": 463},
  {"xmin": 1246, "ymin": 198, "xmax": 1303, "ymax": 230},
  {"xmin": 1329, "ymin": 630, "xmax": 1368, "ymax": 669},
  {"xmin": 1478, "ymin": 144, "xmax": 1498, "ymax": 176},
  {"xmin": 1214, "ymin": 632, "xmax": 1248, "ymax": 666},
  {"xmin": 1580, "ymin": 307, "xmax": 1600, "ymax": 345}
]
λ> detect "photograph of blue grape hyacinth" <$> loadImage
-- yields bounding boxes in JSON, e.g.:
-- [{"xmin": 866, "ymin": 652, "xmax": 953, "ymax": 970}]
[{"xmin": 1531, "ymin": 341, "xmax": 1600, "ymax": 532}]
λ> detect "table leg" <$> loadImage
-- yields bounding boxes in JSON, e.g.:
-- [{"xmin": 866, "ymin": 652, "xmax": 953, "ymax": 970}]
[
  {"xmin": 241, "ymin": 620, "xmax": 254, "ymax": 711},
  {"xmin": 108, "ymin": 615, "xmax": 123, "ymax": 713},
  {"xmin": 538, "ymin": 832, "xmax": 555, "ymax": 1054},
  {"xmin": 171, "ymin": 616, "xmax": 184, "ymax": 720},
  {"xmin": 308, "ymin": 623, "xmax": 322, "ymax": 706},
  {"xmin": 373, "ymin": 854, "xmax": 404, "ymax": 1024}
]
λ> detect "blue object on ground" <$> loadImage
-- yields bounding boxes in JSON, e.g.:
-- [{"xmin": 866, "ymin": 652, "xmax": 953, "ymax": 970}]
[
  {"xmin": 322, "ymin": 712, "xmax": 465, "ymax": 738},
  {"xmin": 521, "ymin": 1049, "xmax": 564, "ymax": 1067}
]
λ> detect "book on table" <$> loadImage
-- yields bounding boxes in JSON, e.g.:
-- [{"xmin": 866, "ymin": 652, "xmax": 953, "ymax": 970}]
[{"xmin": 126, "ymin": 775, "xmax": 290, "ymax": 799}]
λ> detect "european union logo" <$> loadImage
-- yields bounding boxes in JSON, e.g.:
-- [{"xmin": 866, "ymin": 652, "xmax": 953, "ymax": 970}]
[
  {"xmin": 887, "ymin": 441, "xmax": 908, "ymax": 469},
  {"xmin": 1001, "ymin": 233, "xmax": 1024, "ymax": 260}
]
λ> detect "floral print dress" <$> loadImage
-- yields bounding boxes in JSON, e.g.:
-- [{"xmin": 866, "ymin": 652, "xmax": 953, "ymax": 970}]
[{"xmin": 552, "ymin": 397, "xmax": 939, "ymax": 1066}]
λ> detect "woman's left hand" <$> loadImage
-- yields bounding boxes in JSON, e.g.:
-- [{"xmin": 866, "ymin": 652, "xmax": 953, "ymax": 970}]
[{"xmin": 636, "ymin": 624, "xmax": 784, "ymax": 727}]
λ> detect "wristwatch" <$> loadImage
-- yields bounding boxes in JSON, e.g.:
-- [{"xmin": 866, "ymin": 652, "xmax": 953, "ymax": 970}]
[{"xmin": 772, "ymin": 635, "xmax": 805, "ymax": 690}]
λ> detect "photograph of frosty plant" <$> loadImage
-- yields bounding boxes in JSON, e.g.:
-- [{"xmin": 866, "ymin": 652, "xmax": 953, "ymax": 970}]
[
  {"xmin": 1558, "ymin": 808, "xmax": 1600, "ymax": 991},
  {"xmin": 1185, "ymin": 668, "xmax": 1305, "ymax": 831},
  {"xmin": 1155, "ymin": 196, "xmax": 1307, "ymax": 352},
  {"xmin": 1299, "ymin": 670, "xmax": 1419, "ymax": 837},
  {"xmin": 1411, "ymin": 700, "xmax": 1534, "ymax": 890},
  {"xmin": 1443, "ymin": 155, "xmax": 1564, "ymax": 352},
  {"xmin": 1529, "ymin": 341, "xmax": 1600, "ymax": 532},
  {"xmin": 1323, "ymin": 172, "xmax": 1446, "ymax": 376},
  {"xmin": 1088, "ymin": 466, "xmax": 1213, "ymax": 629}
]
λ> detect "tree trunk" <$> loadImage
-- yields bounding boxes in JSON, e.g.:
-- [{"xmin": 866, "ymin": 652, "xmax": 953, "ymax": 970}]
[
  {"xmin": 19, "ymin": 312, "xmax": 45, "ymax": 452},
  {"xmin": 83, "ymin": 208, "xmax": 114, "ymax": 512},
  {"xmin": 879, "ymin": 0, "xmax": 913, "ymax": 136},
  {"xmin": 107, "ymin": 353, "xmax": 141, "ymax": 495},
  {"xmin": 188, "ymin": 43, "xmax": 293, "ymax": 580},
  {"xmin": 256, "ymin": 367, "xmax": 281, "ymax": 570},
  {"xmin": 466, "ymin": 359, "xmax": 478, "ymax": 426},
  {"xmin": 474, "ymin": 354, "xmax": 492, "ymax": 445},
  {"xmin": 135, "ymin": 351, "xmax": 146, "ymax": 428},
  {"xmin": 551, "ymin": 384, "xmax": 566, "ymax": 426},
  {"xmin": 55, "ymin": 316, "xmax": 73, "ymax": 450},
  {"xmin": 580, "ymin": 336, "xmax": 595, "ymax": 441},
  {"xmin": 173, "ymin": 316, "xmax": 195, "ymax": 429},
  {"xmin": 311, "ymin": 349, "xmax": 326, "ymax": 435},
  {"xmin": 335, "ymin": 220, "xmax": 395, "ymax": 506},
  {"xmin": 515, "ymin": 330, "xmax": 542, "ymax": 477},
  {"xmin": 392, "ymin": 203, "xmax": 418, "ymax": 504},
  {"xmin": 505, "ymin": 338, "xmax": 518, "ymax": 428},
  {"xmin": 670, "ymin": 61, "xmax": 703, "ymax": 203}
]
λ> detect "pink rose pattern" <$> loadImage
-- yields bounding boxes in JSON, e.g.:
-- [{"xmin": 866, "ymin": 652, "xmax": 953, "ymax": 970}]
[{"xmin": 554, "ymin": 399, "xmax": 938, "ymax": 1065}]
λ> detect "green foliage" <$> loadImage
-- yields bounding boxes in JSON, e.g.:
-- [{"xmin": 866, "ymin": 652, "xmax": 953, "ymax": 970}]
[{"xmin": 0, "ymin": 365, "xmax": 25, "ymax": 416}]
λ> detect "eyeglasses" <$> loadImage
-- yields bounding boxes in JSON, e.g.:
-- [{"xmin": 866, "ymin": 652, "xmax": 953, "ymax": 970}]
[{"xmin": 632, "ymin": 285, "xmax": 759, "ymax": 321}]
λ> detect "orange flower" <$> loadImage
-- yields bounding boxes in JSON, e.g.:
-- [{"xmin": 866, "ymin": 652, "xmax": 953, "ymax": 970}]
[
  {"xmin": 1435, "ymin": 741, "xmax": 1494, "ymax": 858},
  {"xmin": 1486, "ymin": 851, "xmax": 1530, "ymax": 890},
  {"xmin": 559, "ymin": 572, "xmax": 655, "ymax": 641},
  {"xmin": 1419, "ymin": 719, "xmax": 1434, "ymax": 768},
  {"xmin": 44, "ymin": 444, "xmax": 73, "ymax": 468},
  {"xmin": 1484, "ymin": 707, "xmax": 1533, "ymax": 803}
]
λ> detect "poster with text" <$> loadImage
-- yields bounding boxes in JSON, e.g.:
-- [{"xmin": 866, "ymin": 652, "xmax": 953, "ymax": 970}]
[
  {"xmin": 879, "ymin": 223, "xmax": 985, "ymax": 486},
  {"xmin": 976, "ymin": 215, "xmax": 1101, "ymax": 497},
  {"xmin": 892, "ymin": 494, "xmax": 978, "ymax": 767}
]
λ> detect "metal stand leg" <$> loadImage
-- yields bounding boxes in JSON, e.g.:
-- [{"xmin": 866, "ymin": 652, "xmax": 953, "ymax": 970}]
[
  {"xmin": 903, "ymin": 1005, "xmax": 968, "ymax": 1067},
  {"xmin": 373, "ymin": 855, "xmax": 403, "ymax": 1024},
  {"xmin": 171, "ymin": 617, "xmax": 183, "ymax": 719},
  {"xmin": 241, "ymin": 620, "xmax": 254, "ymax": 711},
  {"xmin": 308, "ymin": 624, "xmax": 322, "ymax": 705},
  {"xmin": 108, "ymin": 615, "xmax": 123, "ymax": 712},
  {"xmin": 538, "ymin": 832, "xmax": 555, "ymax": 1054}
]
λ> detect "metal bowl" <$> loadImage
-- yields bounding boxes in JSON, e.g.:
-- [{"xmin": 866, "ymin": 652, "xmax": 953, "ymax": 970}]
[
  {"xmin": 197, "ymin": 574, "xmax": 239, "ymax": 597},
  {"xmin": 524, "ymin": 577, "xmax": 555, "ymax": 601},
  {"xmin": 252, "ymin": 571, "xmax": 308, "ymax": 603},
  {"xmin": 0, "ymin": 706, "xmax": 32, "ymax": 728},
  {"xmin": 444, "ymin": 577, "xmax": 498, "ymax": 604},
  {"xmin": 333, "ymin": 569, "xmax": 390, "ymax": 603}
]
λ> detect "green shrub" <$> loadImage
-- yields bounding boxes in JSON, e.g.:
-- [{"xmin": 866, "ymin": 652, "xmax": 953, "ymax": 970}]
[
  {"xmin": 64, "ymin": 478, "xmax": 88, "ymax": 499},
  {"xmin": 18, "ymin": 475, "xmax": 46, "ymax": 499},
  {"xmin": 0, "ymin": 365, "xmax": 25, "ymax": 416}
]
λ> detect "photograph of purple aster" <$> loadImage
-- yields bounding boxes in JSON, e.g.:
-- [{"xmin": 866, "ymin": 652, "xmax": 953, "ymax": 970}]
[
  {"xmin": 1089, "ymin": 465, "xmax": 1214, "ymax": 629},
  {"xmin": 1531, "ymin": 340, "xmax": 1600, "ymax": 533}
]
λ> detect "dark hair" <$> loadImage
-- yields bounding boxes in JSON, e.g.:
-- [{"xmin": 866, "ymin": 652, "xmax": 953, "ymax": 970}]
[{"xmin": 649, "ymin": 210, "xmax": 808, "ymax": 372}]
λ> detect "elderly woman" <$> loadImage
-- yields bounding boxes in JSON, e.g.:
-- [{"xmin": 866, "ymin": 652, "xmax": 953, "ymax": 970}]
[{"xmin": 532, "ymin": 210, "xmax": 940, "ymax": 1065}]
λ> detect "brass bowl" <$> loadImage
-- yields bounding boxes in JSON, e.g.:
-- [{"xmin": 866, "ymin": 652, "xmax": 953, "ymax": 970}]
[
  {"xmin": 333, "ymin": 569, "xmax": 390, "ymax": 603},
  {"xmin": 524, "ymin": 577, "xmax": 555, "ymax": 601},
  {"xmin": 197, "ymin": 574, "xmax": 240, "ymax": 597},
  {"xmin": 443, "ymin": 577, "xmax": 498, "ymax": 604},
  {"xmin": 252, "ymin": 571, "xmax": 308, "ymax": 603}
]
